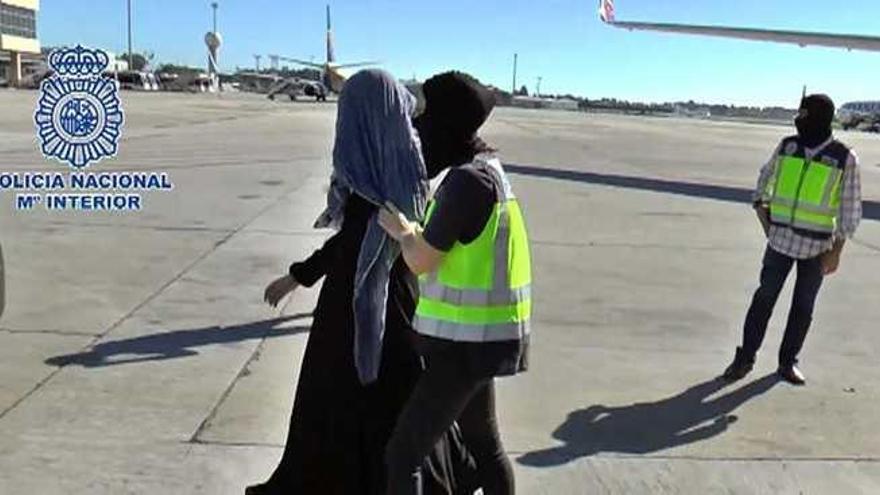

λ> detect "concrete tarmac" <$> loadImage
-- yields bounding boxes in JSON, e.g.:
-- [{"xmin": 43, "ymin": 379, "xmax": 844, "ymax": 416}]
[{"xmin": 0, "ymin": 90, "xmax": 878, "ymax": 494}]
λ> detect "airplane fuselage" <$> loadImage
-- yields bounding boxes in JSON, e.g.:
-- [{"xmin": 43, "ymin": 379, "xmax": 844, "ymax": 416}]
[
  {"xmin": 599, "ymin": 0, "xmax": 880, "ymax": 133},
  {"xmin": 324, "ymin": 65, "xmax": 349, "ymax": 94}
]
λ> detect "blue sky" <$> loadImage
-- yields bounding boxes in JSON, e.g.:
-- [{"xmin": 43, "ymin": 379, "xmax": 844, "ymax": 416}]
[{"xmin": 40, "ymin": 0, "xmax": 880, "ymax": 107}]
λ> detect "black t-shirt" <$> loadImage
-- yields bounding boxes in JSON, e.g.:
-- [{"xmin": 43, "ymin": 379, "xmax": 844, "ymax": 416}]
[
  {"xmin": 423, "ymin": 165, "xmax": 498, "ymax": 252},
  {"xmin": 419, "ymin": 160, "xmax": 529, "ymax": 377}
]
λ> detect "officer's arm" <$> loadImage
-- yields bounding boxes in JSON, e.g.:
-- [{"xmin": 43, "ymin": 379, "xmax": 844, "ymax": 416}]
[
  {"xmin": 399, "ymin": 228, "xmax": 445, "ymax": 275},
  {"xmin": 835, "ymin": 151, "xmax": 862, "ymax": 241},
  {"xmin": 753, "ymin": 144, "xmax": 782, "ymax": 235},
  {"xmin": 754, "ymin": 143, "xmax": 782, "ymax": 206},
  {"xmin": 822, "ymin": 152, "xmax": 862, "ymax": 276},
  {"xmin": 378, "ymin": 203, "xmax": 445, "ymax": 275}
]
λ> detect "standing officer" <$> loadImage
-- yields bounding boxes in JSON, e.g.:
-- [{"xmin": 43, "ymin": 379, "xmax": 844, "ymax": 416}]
[{"xmin": 724, "ymin": 94, "xmax": 862, "ymax": 385}]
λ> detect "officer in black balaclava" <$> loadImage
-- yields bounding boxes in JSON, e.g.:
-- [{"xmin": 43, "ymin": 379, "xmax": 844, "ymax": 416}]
[
  {"xmin": 414, "ymin": 72, "xmax": 496, "ymax": 178},
  {"xmin": 795, "ymin": 94, "xmax": 835, "ymax": 148},
  {"xmin": 380, "ymin": 72, "xmax": 529, "ymax": 495},
  {"xmin": 723, "ymin": 93, "xmax": 862, "ymax": 386}
]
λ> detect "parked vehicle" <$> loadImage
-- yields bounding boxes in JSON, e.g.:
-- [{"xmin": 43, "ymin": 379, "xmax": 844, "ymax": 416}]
[{"xmin": 112, "ymin": 71, "xmax": 159, "ymax": 91}]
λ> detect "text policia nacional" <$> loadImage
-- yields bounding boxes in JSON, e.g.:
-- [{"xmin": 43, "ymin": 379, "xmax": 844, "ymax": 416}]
[{"xmin": 0, "ymin": 172, "xmax": 174, "ymax": 212}]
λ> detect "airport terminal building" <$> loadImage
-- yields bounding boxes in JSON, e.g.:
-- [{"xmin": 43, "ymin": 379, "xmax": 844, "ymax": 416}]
[{"xmin": 0, "ymin": 0, "xmax": 39, "ymax": 86}]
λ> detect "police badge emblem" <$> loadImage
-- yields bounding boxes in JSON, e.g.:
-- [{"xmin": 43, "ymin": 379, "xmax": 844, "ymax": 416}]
[{"xmin": 34, "ymin": 46, "xmax": 125, "ymax": 169}]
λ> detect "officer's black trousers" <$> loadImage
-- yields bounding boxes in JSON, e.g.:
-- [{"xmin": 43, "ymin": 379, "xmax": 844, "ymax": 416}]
[
  {"xmin": 741, "ymin": 246, "xmax": 825, "ymax": 366},
  {"xmin": 385, "ymin": 342, "xmax": 514, "ymax": 495}
]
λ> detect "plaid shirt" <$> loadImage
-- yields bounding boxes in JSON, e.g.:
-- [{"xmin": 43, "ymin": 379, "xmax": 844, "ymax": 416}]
[{"xmin": 754, "ymin": 136, "xmax": 862, "ymax": 260}]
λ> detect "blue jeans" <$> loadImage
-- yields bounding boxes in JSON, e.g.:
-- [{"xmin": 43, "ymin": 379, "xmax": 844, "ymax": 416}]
[{"xmin": 742, "ymin": 246, "xmax": 825, "ymax": 366}]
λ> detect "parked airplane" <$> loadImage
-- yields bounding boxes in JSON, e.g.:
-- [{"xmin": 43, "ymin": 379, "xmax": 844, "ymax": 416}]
[
  {"xmin": 237, "ymin": 71, "xmax": 328, "ymax": 101},
  {"xmin": 277, "ymin": 5, "xmax": 378, "ymax": 94},
  {"xmin": 598, "ymin": 0, "xmax": 880, "ymax": 129}
]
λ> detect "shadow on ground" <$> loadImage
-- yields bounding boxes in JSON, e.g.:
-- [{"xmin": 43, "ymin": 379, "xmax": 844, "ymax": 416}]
[
  {"xmin": 517, "ymin": 374, "xmax": 780, "ymax": 467},
  {"xmin": 45, "ymin": 314, "xmax": 311, "ymax": 368},
  {"xmin": 506, "ymin": 164, "xmax": 880, "ymax": 221}
]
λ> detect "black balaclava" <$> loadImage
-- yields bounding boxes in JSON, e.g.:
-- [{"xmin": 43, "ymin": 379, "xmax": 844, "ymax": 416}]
[
  {"xmin": 795, "ymin": 94, "xmax": 835, "ymax": 148},
  {"xmin": 414, "ymin": 71, "xmax": 496, "ymax": 178}
]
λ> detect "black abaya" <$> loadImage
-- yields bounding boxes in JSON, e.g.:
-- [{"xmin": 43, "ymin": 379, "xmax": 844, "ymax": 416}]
[{"xmin": 259, "ymin": 195, "xmax": 475, "ymax": 495}]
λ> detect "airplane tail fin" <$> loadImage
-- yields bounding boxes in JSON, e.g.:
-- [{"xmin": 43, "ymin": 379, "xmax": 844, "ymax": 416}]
[
  {"xmin": 599, "ymin": 0, "xmax": 615, "ymax": 23},
  {"xmin": 326, "ymin": 4, "xmax": 336, "ymax": 64}
]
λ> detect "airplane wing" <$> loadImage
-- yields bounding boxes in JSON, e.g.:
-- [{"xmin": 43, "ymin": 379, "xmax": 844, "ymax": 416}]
[
  {"xmin": 238, "ymin": 72, "xmax": 281, "ymax": 80},
  {"xmin": 278, "ymin": 57, "xmax": 325, "ymax": 69},
  {"xmin": 598, "ymin": 0, "xmax": 880, "ymax": 52},
  {"xmin": 332, "ymin": 61, "xmax": 381, "ymax": 69}
]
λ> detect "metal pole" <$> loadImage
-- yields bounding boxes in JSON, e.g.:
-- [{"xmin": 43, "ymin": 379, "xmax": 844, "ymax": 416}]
[
  {"xmin": 127, "ymin": 0, "xmax": 133, "ymax": 70},
  {"xmin": 212, "ymin": 2, "xmax": 218, "ymax": 33},
  {"xmin": 512, "ymin": 53, "xmax": 518, "ymax": 95},
  {"xmin": 209, "ymin": 2, "xmax": 219, "ymax": 91}
]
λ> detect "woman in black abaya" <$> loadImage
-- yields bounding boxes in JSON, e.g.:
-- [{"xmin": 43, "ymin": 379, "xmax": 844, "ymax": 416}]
[{"xmin": 246, "ymin": 70, "xmax": 475, "ymax": 495}]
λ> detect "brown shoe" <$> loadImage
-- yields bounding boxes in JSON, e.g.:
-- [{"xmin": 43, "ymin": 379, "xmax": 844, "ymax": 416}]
[{"xmin": 777, "ymin": 364, "xmax": 806, "ymax": 385}]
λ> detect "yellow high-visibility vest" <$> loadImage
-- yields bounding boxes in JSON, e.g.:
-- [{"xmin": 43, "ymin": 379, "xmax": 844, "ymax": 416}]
[
  {"xmin": 414, "ymin": 156, "xmax": 532, "ymax": 342},
  {"xmin": 767, "ymin": 137, "xmax": 850, "ymax": 238}
]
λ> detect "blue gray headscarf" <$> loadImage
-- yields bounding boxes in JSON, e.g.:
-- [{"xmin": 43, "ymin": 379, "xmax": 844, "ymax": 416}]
[{"xmin": 314, "ymin": 69, "xmax": 428, "ymax": 384}]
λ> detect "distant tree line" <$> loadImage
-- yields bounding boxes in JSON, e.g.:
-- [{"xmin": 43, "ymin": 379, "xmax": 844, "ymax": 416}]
[
  {"xmin": 488, "ymin": 86, "xmax": 796, "ymax": 120},
  {"xmin": 578, "ymin": 97, "xmax": 675, "ymax": 114},
  {"xmin": 157, "ymin": 64, "xmax": 203, "ymax": 75}
]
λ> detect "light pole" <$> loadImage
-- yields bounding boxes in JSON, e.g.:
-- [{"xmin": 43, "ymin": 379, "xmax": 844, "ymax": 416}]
[
  {"xmin": 211, "ymin": 2, "xmax": 218, "ymax": 33},
  {"xmin": 126, "ymin": 0, "xmax": 133, "ymax": 70},
  {"xmin": 512, "ymin": 53, "xmax": 518, "ymax": 95},
  {"xmin": 205, "ymin": 2, "xmax": 222, "ymax": 92}
]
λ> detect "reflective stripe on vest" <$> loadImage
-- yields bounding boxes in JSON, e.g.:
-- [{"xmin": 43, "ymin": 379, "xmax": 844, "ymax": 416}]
[
  {"xmin": 414, "ymin": 157, "xmax": 532, "ymax": 343},
  {"xmin": 767, "ymin": 150, "xmax": 844, "ymax": 235}
]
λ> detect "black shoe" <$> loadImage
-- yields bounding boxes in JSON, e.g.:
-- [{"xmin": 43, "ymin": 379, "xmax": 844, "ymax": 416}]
[
  {"xmin": 777, "ymin": 364, "xmax": 806, "ymax": 385},
  {"xmin": 245, "ymin": 482, "xmax": 276, "ymax": 495},
  {"xmin": 722, "ymin": 347, "xmax": 754, "ymax": 381}
]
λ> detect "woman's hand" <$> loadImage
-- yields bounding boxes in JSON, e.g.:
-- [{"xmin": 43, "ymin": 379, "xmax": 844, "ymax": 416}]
[
  {"xmin": 264, "ymin": 274, "xmax": 299, "ymax": 308},
  {"xmin": 378, "ymin": 202, "xmax": 418, "ymax": 242}
]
